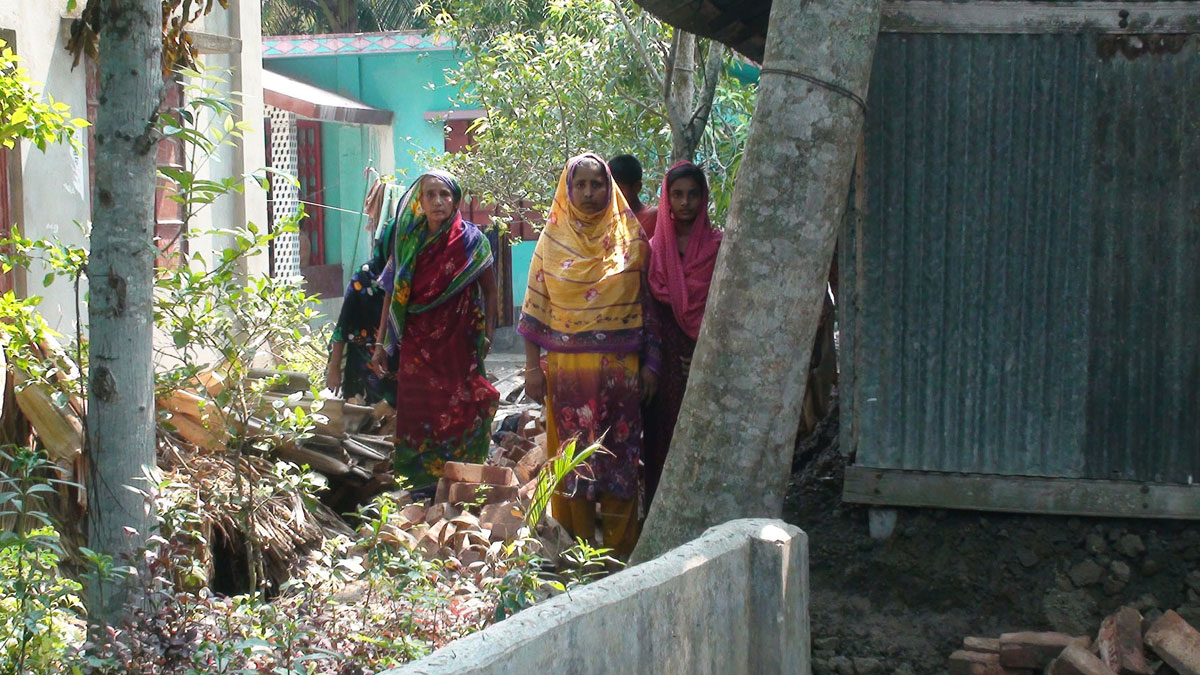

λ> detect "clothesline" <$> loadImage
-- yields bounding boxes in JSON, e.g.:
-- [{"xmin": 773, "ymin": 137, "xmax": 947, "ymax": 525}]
[{"xmin": 267, "ymin": 198, "xmax": 367, "ymax": 217}]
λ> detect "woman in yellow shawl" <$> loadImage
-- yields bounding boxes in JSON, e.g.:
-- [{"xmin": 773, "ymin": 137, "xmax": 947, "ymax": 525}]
[{"xmin": 519, "ymin": 153, "xmax": 659, "ymax": 558}]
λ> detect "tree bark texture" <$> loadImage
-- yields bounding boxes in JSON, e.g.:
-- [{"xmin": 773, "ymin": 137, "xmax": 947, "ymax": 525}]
[
  {"xmin": 87, "ymin": 0, "xmax": 162, "ymax": 621},
  {"xmin": 631, "ymin": 0, "xmax": 882, "ymax": 563}
]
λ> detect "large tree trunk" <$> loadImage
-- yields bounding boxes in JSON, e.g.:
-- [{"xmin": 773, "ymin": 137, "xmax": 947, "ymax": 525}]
[
  {"xmin": 631, "ymin": 0, "xmax": 881, "ymax": 562},
  {"xmin": 86, "ymin": 0, "xmax": 162, "ymax": 622}
]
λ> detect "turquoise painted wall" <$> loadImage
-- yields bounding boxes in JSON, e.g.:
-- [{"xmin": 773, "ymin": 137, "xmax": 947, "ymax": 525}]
[
  {"xmin": 266, "ymin": 49, "xmax": 463, "ymax": 287},
  {"xmin": 509, "ymin": 240, "xmax": 536, "ymax": 320}
]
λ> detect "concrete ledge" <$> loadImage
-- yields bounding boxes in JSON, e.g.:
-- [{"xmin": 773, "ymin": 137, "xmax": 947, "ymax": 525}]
[{"xmin": 386, "ymin": 518, "xmax": 809, "ymax": 675}]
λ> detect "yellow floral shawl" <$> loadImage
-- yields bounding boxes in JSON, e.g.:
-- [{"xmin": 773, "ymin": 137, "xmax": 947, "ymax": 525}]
[{"xmin": 517, "ymin": 153, "xmax": 648, "ymax": 352}]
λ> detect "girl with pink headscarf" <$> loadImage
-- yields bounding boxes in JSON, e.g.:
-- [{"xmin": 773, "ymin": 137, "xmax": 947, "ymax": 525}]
[{"xmin": 643, "ymin": 162, "xmax": 722, "ymax": 508}]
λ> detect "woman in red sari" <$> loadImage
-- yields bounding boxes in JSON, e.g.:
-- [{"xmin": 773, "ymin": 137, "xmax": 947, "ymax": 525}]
[
  {"xmin": 370, "ymin": 170, "xmax": 500, "ymax": 489},
  {"xmin": 642, "ymin": 162, "xmax": 722, "ymax": 508}
]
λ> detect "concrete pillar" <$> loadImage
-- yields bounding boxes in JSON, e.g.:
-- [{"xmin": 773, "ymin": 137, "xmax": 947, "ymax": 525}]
[{"xmin": 750, "ymin": 521, "xmax": 812, "ymax": 675}]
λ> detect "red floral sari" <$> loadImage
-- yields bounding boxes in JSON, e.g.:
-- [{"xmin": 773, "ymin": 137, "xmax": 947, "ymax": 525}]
[{"xmin": 387, "ymin": 217, "xmax": 499, "ymax": 486}]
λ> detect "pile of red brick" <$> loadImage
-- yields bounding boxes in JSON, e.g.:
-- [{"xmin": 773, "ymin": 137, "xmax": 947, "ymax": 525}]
[
  {"xmin": 363, "ymin": 414, "xmax": 575, "ymax": 566},
  {"xmin": 950, "ymin": 607, "xmax": 1200, "ymax": 674}
]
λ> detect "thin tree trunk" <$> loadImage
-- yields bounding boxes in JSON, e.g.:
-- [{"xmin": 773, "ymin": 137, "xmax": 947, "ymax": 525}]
[
  {"xmin": 631, "ymin": 0, "xmax": 882, "ymax": 563},
  {"xmin": 666, "ymin": 33, "xmax": 724, "ymax": 163},
  {"xmin": 86, "ymin": 0, "xmax": 162, "ymax": 622},
  {"xmin": 666, "ymin": 30, "xmax": 696, "ymax": 162}
]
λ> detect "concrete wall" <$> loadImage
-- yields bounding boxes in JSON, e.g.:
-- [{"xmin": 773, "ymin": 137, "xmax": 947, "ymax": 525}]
[
  {"xmin": 509, "ymin": 240, "xmax": 536, "ymax": 322},
  {"xmin": 265, "ymin": 49, "xmax": 460, "ymax": 182},
  {"xmin": 386, "ymin": 519, "xmax": 810, "ymax": 675},
  {"xmin": 318, "ymin": 120, "xmax": 393, "ymax": 290},
  {"xmin": 193, "ymin": 0, "xmax": 269, "ymax": 278}
]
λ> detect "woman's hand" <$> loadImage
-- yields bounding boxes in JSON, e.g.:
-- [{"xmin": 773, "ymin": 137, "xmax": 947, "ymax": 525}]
[
  {"xmin": 325, "ymin": 359, "xmax": 342, "ymax": 394},
  {"xmin": 680, "ymin": 355, "xmax": 692, "ymax": 379},
  {"xmin": 370, "ymin": 344, "xmax": 389, "ymax": 377},
  {"xmin": 640, "ymin": 366, "xmax": 658, "ymax": 405},
  {"xmin": 326, "ymin": 341, "xmax": 344, "ymax": 394},
  {"xmin": 524, "ymin": 365, "xmax": 547, "ymax": 405}
]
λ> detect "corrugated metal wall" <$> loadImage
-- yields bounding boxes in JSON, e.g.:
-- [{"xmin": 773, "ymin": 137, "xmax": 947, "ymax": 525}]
[{"xmin": 842, "ymin": 32, "xmax": 1200, "ymax": 484}]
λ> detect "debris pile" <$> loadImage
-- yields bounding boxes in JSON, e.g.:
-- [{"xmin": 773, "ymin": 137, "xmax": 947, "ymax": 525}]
[
  {"xmin": 8, "ymin": 341, "xmax": 572, "ymax": 586},
  {"xmin": 362, "ymin": 404, "xmax": 573, "ymax": 566},
  {"xmin": 6, "ymin": 354, "xmax": 370, "ymax": 586},
  {"xmin": 949, "ymin": 607, "xmax": 1200, "ymax": 674}
]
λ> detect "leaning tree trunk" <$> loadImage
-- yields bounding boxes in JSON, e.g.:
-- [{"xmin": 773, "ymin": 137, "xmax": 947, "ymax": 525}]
[
  {"xmin": 631, "ymin": 0, "xmax": 882, "ymax": 563},
  {"xmin": 86, "ymin": 0, "xmax": 162, "ymax": 622}
]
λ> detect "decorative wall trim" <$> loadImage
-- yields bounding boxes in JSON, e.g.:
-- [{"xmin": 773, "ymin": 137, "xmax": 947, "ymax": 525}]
[{"xmin": 263, "ymin": 31, "xmax": 454, "ymax": 58}]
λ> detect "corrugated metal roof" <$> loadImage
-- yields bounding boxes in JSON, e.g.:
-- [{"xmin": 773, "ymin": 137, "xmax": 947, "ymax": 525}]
[{"xmin": 842, "ymin": 32, "xmax": 1200, "ymax": 484}]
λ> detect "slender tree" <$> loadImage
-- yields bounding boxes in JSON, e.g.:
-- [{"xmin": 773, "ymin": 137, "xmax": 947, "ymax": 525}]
[
  {"xmin": 83, "ymin": 0, "xmax": 162, "ymax": 620},
  {"xmin": 631, "ymin": 0, "xmax": 882, "ymax": 562},
  {"xmin": 66, "ymin": 0, "xmax": 232, "ymax": 619},
  {"xmin": 609, "ymin": 0, "xmax": 725, "ymax": 163},
  {"xmin": 662, "ymin": 31, "xmax": 724, "ymax": 163}
]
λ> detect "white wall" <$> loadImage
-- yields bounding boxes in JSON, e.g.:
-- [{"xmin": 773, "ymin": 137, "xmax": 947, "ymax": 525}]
[
  {"xmin": 191, "ymin": 0, "xmax": 269, "ymax": 277},
  {"xmin": 0, "ymin": 1, "xmax": 268, "ymax": 337},
  {"xmin": 0, "ymin": 2, "xmax": 91, "ymax": 332}
]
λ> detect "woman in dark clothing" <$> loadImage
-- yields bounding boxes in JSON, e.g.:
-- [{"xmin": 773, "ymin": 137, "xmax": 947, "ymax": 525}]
[{"xmin": 325, "ymin": 188, "xmax": 397, "ymax": 404}]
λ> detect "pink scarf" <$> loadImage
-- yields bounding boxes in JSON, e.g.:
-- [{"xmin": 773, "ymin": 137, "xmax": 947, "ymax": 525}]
[{"xmin": 648, "ymin": 162, "xmax": 722, "ymax": 340}]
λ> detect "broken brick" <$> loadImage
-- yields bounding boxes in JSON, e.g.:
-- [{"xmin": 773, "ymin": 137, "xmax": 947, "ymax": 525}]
[
  {"xmin": 419, "ymin": 521, "xmax": 451, "ymax": 555},
  {"xmin": 447, "ymin": 481, "xmax": 519, "ymax": 506},
  {"xmin": 515, "ymin": 444, "xmax": 548, "ymax": 483},
  {"xmin": 441, "ymin": 462, "xmax": 518, "ymax": 487},
  {"xmin": 423, "ymin": 502, "xmax": 461, "ymax": 524},
  {"xmin": 1000, "ymin": 632, "xmax": 1092, "ymax": 669},
  {"xmin": 491, "ymin": 457, "xmax": 518, "ymax": 471},
  {"xmin": 398, "ymin": 503, "xmax": 427, "ymax": 525},
  {"xmin": 518, "ymin": 479, "xmax": 538, "ymax": 501},
  {"xmin": 948, "ymin": 650, "xmax": 1033, "ymax": 675},
  {"xmin": 950, "ymin": 650, "xmax": 1001, "ymax": 675},
  {"xmin": 434, "ymin": 477, "xmax": 450, "ymax": 504},
  {"xmin": 449, "ymin": 512, "xmax": 480, "ymax": 530},
  {"xmin": 964, "ymin": 637, "xmax": 1002, "ymax": 654},
  {"xmin": 1144, "ymin": 609, "xmax": 1200, "ymax": 675},
  {"xmin": 480, "ymin": 502, "xmax": 526, "ymax": 541},
  {"xmin": 1049, "ymin": 645, "xmax": 1117, "ymax": 675},
  {"xmin": 1096, "ymin": 606, "xmax": 1153, "ymax": 675}
]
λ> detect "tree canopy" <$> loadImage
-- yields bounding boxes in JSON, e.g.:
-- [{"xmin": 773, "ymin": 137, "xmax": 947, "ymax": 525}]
[{"xmin": 420, "ymin": 0, "xmax": 757, "ymax": 229}]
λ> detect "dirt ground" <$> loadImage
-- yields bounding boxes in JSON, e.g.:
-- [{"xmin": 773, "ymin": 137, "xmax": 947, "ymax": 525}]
[{"xmin": 784, "ymin": 405, "xmax": 1200, "ymax": 675}]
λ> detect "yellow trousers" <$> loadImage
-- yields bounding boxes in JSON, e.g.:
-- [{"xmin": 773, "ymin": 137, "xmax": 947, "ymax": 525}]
[
  {"xmin": 549, "ymin": 492, "xmax": 640, "ymax": 560},
  {"xmin": 544, "ymin": 351, "xmax": 641, "ymax": 559}
]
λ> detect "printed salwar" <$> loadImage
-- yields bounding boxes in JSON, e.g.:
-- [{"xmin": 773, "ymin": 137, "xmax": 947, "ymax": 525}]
[{"xmin": 518, "ymin": 153, "xmax": 654, "ymax": 555}]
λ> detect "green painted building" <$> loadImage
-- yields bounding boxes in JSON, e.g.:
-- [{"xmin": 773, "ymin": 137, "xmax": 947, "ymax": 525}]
[{"xmin": 263, "ymin": 32, "xmax": 468, "ymax": 296}]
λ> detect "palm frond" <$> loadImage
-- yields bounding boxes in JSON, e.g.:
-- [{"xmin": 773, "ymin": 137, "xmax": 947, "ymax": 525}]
[{"xmin": 359, "ymin": 0, "xmax": 427, "ymax": 31}]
